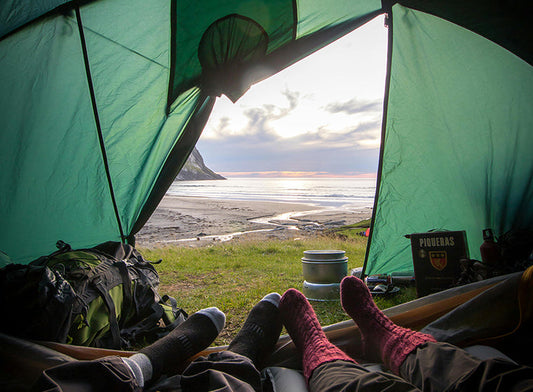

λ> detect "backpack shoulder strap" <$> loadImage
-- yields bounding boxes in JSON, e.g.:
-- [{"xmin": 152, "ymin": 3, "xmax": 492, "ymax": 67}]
[{"xmin": 92, "ymin": 275, "xmax": 121, "ymax": 348}]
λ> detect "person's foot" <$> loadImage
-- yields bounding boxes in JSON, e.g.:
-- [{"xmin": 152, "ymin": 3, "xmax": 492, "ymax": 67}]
[
  {"xmin": 340, "ymin": 276, "xmax": 435, "ymax": 373},
  {"xmin": 279, "ymin": 288, "xmax": 355, "ymax": 380},
  {"xmin": 139, "ymin": 307, "xmax": 225, "ymax": 378},
  {"xmin": 228, "ymin": 293, "xmax": 283, "ymax": 368}
]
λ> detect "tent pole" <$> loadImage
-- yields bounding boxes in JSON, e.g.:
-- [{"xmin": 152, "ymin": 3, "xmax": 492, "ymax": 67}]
[
  {"xmin": 74, "ymin": 5, "xmax": 126, "ymax": 242},
  {"xmin": 362, "ymin": 6, "xmax": 394, "ymax": 278}
]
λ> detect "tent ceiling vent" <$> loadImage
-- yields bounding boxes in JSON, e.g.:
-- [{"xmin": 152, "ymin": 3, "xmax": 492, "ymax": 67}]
[{"xmin": 198, "ymin": 14, "xmax": 268, "ymax": 102}]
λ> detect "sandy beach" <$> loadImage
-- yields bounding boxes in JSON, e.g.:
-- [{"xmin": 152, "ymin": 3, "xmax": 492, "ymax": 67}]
[{"xmin": 136, "ymin": 195, "xmax": 372, "ymax": 247}]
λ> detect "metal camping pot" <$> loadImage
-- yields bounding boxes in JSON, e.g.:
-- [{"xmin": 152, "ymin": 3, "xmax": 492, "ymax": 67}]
[
  {"xmin": 303, "ymin": 281, "xmax": 342, "ymax": 301},
  {"xmin": 303, "ymin": 250, "xmax": 346, "ymax": 260},
  {"xmin": 301, "ymin": 260, "xmax": 348, "ymax": 283},
  {"xmin": 301, "ymin": 250, "xmax": 348, "ymax": 301}
]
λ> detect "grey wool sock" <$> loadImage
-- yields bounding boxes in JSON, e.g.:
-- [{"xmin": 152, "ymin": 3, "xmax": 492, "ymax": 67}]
[
  {"xmin": 197, "ymin": 307, "xmax": 226, "ymax": 333},
  {"xmin": 139, "ymin": 307, "xmax": 225, "ymax": 379},
  {"xmin": 123, "ymin": 353, "xmax": 152, "ymax": 387},
  {"xmin": 228, "ymin": 293, "xmax": 282, "ymax": 369}
]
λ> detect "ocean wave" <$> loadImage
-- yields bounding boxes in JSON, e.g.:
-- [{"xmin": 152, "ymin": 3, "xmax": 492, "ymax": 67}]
[{"xmin": 167, "ymin": 177, "xmax": 376, "ymax": 207}]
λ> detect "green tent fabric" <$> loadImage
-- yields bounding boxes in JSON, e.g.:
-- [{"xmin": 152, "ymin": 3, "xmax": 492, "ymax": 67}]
[
  {"xmin": 1, "ymin": 0, "xmax": 208, "ymax": 262},
  {"xmin": 364, "ymin": 4, "xmax": 533, "ymax": 275},
  {"xmin": 0, "ymin": 0, "xmax": 381, "ymax": 264},
  {"xmin": 0, "ymin": 0, "xmax": 71, "ymax": 37},
  {"xmin": 1, "ymin": 0, "xmax": 532, "ymax": 274}
]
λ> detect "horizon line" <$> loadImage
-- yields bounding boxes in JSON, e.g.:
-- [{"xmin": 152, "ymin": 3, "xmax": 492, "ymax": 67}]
[{"xmin": 217, "ymin": 171, "xmax": 377, "ymax": 179}]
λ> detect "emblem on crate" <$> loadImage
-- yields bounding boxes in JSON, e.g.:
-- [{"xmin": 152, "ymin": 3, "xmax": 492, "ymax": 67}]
[
  {"xmin": 429, "ymin": 251, "xmax": 447, "ymax": 271},
  {"xmin": 408, "ymin": 230, "xmax": 469, "ymax": 297}
]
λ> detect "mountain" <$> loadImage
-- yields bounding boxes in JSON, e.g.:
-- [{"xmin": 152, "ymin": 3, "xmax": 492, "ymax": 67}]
[{"xmin": 176, "ymin": 147, "xmax": 226, "ymax": 180}]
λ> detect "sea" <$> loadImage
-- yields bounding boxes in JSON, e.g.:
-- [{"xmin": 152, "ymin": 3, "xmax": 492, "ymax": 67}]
[{"xmin": 167, "ymin": 177, "xmax": 376, "ymax": 209}]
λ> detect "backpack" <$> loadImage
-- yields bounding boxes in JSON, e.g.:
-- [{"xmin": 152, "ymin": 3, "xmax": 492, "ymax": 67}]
[{"xmin": 0, "ymin": 241, "xmax": 187, "ymax": 349}]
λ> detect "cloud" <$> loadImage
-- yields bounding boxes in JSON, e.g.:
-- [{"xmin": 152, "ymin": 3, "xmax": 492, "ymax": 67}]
[
  {"xmin": 199, "ymin": 97, "xmax": 382, "ymax": 175},
  {"xmin": 281, "ymin": 88, "xmax": 300, "ymax": 110},
  {"xmin": 207, "ymin": 112, "xmax": 380, "ymax": 150},
  {"xmin": 203, "ymin": 87, "xmax": 303, "ymax": 140},
  {"xmin": 325, "ymin": 98, "xmax": 382, "ymax": 115},
  {"xmin": 208, "ymin": 96, "xmax": 381, "ymax": 143},
  {"xmin": 198, "ymin": 139, "xmax": 380, "ymax": 175},
  {"xmin": 197, "ymin": 119, "xmax": 381, "ymax": 175},
  {"xmin": 284, "ymin": 119, "xmax": 382, "ymax": 149}
]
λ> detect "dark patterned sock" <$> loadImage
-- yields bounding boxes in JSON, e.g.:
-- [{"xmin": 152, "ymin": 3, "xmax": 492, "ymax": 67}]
[
  {"xmin": 340, "ymin": 276, "xmax": 435, "ymax": 374},
  {"xmin": 280, "ymin": 288, "xmax": 355, "ymax": 381},
  {"xmin": 140, "ymin": 308, "xmax": 224, "ymax": 378},
  {"xmin": 228, "ymin": 293, "xmax": 282, "ymax": 368}
]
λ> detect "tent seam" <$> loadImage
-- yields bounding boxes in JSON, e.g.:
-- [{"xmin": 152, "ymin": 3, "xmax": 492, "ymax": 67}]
[
  {"xmin": 362, "ymin": 6, "xmax": 393, "ymax": 277},
  {"xmin": 75, "ymin": 5, "xmax": 126, "ymax": 242}
]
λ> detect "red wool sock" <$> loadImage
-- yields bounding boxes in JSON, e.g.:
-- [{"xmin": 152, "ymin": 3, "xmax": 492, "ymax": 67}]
[
  {"xmin": 280, "ymin": 288, "xmax": 355, "ymax": 381},
  {"xmin": 340, "ymin": 276, "xmax": 436, "ymax": 374}
]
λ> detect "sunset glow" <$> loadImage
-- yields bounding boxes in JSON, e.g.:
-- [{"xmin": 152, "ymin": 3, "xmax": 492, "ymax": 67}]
[{"xmin": 218, "ymin": 171, "xmax": 378, "ymax": 179}]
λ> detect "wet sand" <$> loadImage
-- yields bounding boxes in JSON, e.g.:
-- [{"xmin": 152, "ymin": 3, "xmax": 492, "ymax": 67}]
[{"xmin": 136, "ymin": 195, "xmax": 372, "ymax": 247}]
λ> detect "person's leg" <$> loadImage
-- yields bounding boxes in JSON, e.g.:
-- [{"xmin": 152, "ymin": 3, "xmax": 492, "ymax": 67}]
[
  {"xmin": 33, "ymin": 307, "xmax": 225, "ymax": 392},
  {"xmin": 280, "ymin": 288, "xmax": 420, "ymax": 392},
  {"xmin": 340, "ymin": 276, "xmax": 435, "ymax": 374},
  {"xmin": 175, "ymin": 293, "xmax": 283, "ymax": 392},
  {"xmin": 401, "ymin": 341, "xmax": 533, "ymax": 392},
  {"xmin": 228, "ymin": 292, "xmax": 283, "ymax": 369},
  {"xmin": 279, "ymin": 288, "xmax": 355, "ymax": 381},
  {"xmin": 311, "ymin": 360, "xmax": 421, "ymax": 392},
  {"xmin": 131, "ymin": 307, "xmax": 225, "ymax": 382},
  {"xmin": 341, "ymin": 276, "xmax": 533, "ymax": 391},
  {"xmin": 33, "ymin": 356, "xmax": 141, "ymax": 392}
]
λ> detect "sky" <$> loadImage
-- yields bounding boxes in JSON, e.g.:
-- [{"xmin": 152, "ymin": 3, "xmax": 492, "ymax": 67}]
[{"xmin": 196, "ymin": 15, "xmax": 388, "ymax": 178}]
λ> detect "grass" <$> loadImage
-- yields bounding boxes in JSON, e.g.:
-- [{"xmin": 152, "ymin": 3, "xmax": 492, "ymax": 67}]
[{"xmin": 139, "ymin": 229, "xmax": 416, "ymax": 347}]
